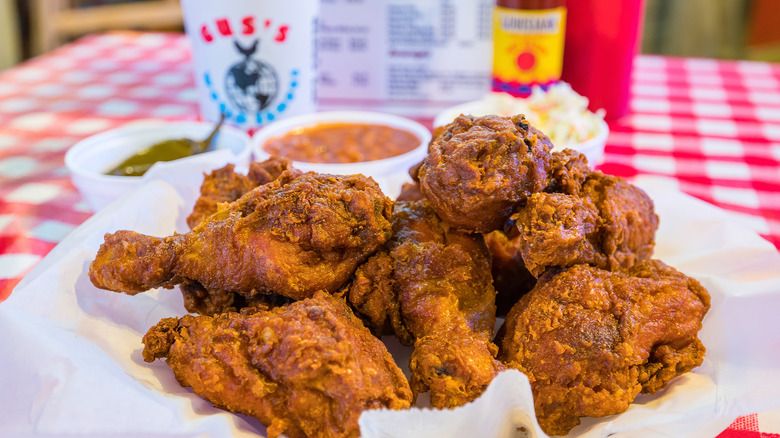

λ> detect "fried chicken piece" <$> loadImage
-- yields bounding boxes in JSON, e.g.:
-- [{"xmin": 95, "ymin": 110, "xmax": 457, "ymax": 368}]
[
  {"xmin": 179, "ymin": 280, "xmax": 293, "ymax": 316},
  {"xmin": 345, "ymin": 250, "xmax": 406, "ymax": 340},
  {"xmin": 142, "ymin": 292, "xmax": 413, "ymax": 438},
  {"xmin": 483, "ymin": 149, "xmax": 657, "ymax": 313},
  {"xmin": 483, "ymin": 230, "xmax": 537, "ymax": 316},
  {"xmin": 186, "ymin": 157, "xmax": 296, "ymax": 228},
  {"xmin": 89, "ymin": 172, "xmax": 393, "ymax": 300},
  {"xmin": 347, "ymin": 200, "xmax": 505, "ymax": 408},
  {"xmin": 417, "ymin": 114, "xmax": 552, "ymax": 232},
  {"xmin": 513, "ymin": 191, "xmax": 604, "ymax": 276},
  {"xmin": 396, "ymin": 238, "xmax": 505, "ymax": 408},
  {"xmin": 545, "ymin": 148, "xmax": 591, "ymax": 195},
  {"xmin": 498, "ymin": 261, "xmax": 710, "ymax": 436},
  {"xmin": 514, "ymin": 169, "xmax": 659, "ymax": 277},
  {"xmin": 479, "ymin": 149, "xmax": 591, "ymax": 313},
  {"xmin": 585, "ymin": 172, "xmax": 659, "ymax": 270},
  {"xmin": 396, "ymin": 181, "xmax": 425, "ymax": 202}
]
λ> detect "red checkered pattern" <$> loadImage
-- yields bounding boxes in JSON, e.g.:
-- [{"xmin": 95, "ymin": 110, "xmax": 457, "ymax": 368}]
[
  {"xmin": 0, "ymin": 33, "xmax": 199, "ymax": 297},
  {"xmin": 602, "ymin": 56, "xmax": 780, "ymax": 251},
  {"xmin": 0, "ymin": 32, "xmax": 778, "ymax": 436}
]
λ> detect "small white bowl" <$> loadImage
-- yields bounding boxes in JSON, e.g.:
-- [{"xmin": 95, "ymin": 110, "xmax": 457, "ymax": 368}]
[
  {"xmin": 251, "ymin": 111, "xmax": 432, "ymax": 197},
  {"xmin": 65, "ymin": 120, "xmax": 251, "ymax": 211},
  {"xmin": 434, "ymin": 99, "xmax": 609, "ymax": 166}
]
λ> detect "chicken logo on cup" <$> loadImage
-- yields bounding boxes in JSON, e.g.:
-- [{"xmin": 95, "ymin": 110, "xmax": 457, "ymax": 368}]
[
  {"xmin": 225, "ymin": 39, "xmax": 279, "ymax": 113},
  {"xmin": 181, "ymin": 0, "xmax": 318, "ymax": 130}
]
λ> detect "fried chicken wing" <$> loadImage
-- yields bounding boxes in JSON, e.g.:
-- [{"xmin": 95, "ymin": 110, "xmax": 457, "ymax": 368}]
[
  {"xmin": 90, "ymin": 172, "xmax": 393, "ymax": 300},
  {"xmin": 498, "ymin": 261, "xmax": 710, "ymax": 436},
  {"xmin": 513, "ymin": 191, "xmax": 605, "ymax": 276},
  {"xmin": 514, "ymin": 155, "xmax": 659, "ymax": 277},
  {"xmin": 347, "ymin": 200, "xmax": 505, "ymax": 408},
  {"xmin": 483, "ymin": 149, "xmax": 658, "ymax": 314},
  {"xmin": 142, "ymin": 292, "xmax": 413, "ymax": 438},
  {"xmin": 417, "ymin": 114, "xmax": 552, "ymax": 232},
  {"xmin": 186, "ymin": 157, "xmax": 296, "ymax": 228}
]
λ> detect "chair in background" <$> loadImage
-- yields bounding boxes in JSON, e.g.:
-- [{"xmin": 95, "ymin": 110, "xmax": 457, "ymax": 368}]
[
  {"xmin": 30, "ymin": 0, "xmax": 183, "ymax": 56},
  {"xmin": 642, "ymin": 0, "xmax": 750, "ymax": 60},
  {"xmin": 0, "ymin": 0, "xmax": 22, "ymax": 69}
]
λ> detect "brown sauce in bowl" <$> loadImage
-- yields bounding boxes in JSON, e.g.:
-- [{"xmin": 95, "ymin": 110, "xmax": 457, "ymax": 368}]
[{"xmin": 262, "ymin": 123, "xmax": 420, "ymax": 163}]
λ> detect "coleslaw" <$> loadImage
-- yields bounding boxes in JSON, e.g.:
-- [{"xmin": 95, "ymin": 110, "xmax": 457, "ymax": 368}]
[{"xmin": 480, "ymin": 83, "xmax": 605, "ymax": 147}]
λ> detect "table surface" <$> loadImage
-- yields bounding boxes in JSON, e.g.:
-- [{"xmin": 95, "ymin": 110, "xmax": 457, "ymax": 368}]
[{"xmin": 0, "ymin": 32, "xmax": 779, "ymax": 437}]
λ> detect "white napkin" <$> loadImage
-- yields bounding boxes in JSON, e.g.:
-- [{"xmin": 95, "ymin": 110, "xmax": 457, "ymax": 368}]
[{"xmin": 2, "ymin": 175, "xmax": 780, "ymax": 437}]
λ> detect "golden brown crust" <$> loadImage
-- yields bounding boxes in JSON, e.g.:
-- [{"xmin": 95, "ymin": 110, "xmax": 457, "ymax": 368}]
[
  {"xmin": 88, "ymin": 230, "xmax": 178, "ymax": 294},
  {"xmin": 142, "ymin": 292, "xmax": 413, "ymax": 438},
  {"xmin": 512, "ymin": 168, "xmax": 659, "ymax": 277},
  {"xmin": 186, "ymin": 157, "xmax": 297, "ymax": 229},
  {"xmin": 513, "ymin": 191, "xmax": 605, "ymax": 276},
  {"xmin": 89, "ymin": 172, "xmax": 393, "ymax": 300},
  {"xmin": 499, "ymin": 261, "xmax": 710, "ymax": 436},
  {"xmin": 545, "ymin": 148, "xmax": 591, "ymax": 195},
  {"xmin": 345, "ymin": 250, "xmax": 406, "ymax": 340},
  {"xmin": 417, "ymin": 114, "xmax": 552, "ymax": 233},
  {"xmin": 347, "ymin": 200, "xmax": 505, "ymax": 407}
]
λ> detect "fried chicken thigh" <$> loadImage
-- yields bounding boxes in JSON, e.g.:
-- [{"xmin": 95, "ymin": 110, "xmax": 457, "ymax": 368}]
[
  {"xmin": 417, "ymin": 114, "xmax": 552, "ymax": 232},
  {"xmin": 89, "ymin": 172, "xmax": 393, "ymax": 300},
  {"xmin": 142, "ymin": 292, "xmax": 413, "ymax": 438},
  {"xmin": 186, "ymin": 157, "xmax": 296, "ymax": 228},
  {"xmin": 347, "ymin": 200, "xmax": 505, "ymax": 408},
  {"xmin": 498, "ymin": 261, "xmax": 710, "ymax": 436}
]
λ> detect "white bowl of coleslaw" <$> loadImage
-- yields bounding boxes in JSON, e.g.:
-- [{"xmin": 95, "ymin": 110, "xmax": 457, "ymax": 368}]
[{"xmin": 433, "ymin": 83, "xmax": 609, "ymax": 166}]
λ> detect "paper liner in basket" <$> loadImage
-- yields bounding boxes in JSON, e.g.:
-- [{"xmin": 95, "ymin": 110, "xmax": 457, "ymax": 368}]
[{"xmin": 2, "ymin": 176, "xmax": 780, "ymax": 437}]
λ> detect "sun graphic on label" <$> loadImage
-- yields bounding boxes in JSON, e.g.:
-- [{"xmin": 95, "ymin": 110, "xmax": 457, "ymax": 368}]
[{"xmin": 509, "ymin": 42, "xmax": 548, "ymax": 72}]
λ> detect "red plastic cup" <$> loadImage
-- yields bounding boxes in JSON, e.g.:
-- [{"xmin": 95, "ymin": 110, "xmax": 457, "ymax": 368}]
[{"xmin": 561, "ymin": 0, "xmax": 645, "ymax": 120}]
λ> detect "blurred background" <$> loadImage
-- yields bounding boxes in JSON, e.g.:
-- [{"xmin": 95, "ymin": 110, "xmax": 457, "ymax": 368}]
[{"xmin": 3, "ymin": 0, "xmax": 780, "ymax": 70}]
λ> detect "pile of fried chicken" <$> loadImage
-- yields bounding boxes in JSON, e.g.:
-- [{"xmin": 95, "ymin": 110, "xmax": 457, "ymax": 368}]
[{"xmin": 89, "ymin": 114, "xmax": 710, "ymax": 438}]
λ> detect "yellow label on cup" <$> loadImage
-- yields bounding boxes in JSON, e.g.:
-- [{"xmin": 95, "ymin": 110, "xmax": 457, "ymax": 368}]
[{"xmin": 492, "ymin": 6, "xmax": 566, "ymax": 92}]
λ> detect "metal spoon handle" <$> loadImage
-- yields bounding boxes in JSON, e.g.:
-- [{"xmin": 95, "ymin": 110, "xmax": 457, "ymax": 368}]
[{"xmin": 196, "ymin": 113, "xmax": 226, "ymax": 153}]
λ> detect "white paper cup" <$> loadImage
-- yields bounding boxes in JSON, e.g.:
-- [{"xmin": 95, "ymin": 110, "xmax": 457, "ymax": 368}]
[
  {"xmin": 65, "ymin": 121, "xmax": 251, "ymax": 212},
  {"xmin": 181, "ymin": 0, "xmax": 319, "ymax": 132}
]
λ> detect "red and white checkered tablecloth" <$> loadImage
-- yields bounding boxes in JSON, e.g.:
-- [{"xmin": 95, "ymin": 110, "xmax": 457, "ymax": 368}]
[
  {"xmin": 0, "ymin": 32, "xmax": 778, "ymax": 437},
  {"xmin": 603, "ymin": 55, "xmax": 780, "ymax": 251}
]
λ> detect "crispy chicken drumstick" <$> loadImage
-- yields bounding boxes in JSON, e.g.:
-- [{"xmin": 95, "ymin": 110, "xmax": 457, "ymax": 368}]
[
  {"xmin": 347, "ymin": 200, "xmax": 505, "ymax": 408},
  {"xmin": 89, "ymin": 172, "xmax": 393, "ymax": 300}
]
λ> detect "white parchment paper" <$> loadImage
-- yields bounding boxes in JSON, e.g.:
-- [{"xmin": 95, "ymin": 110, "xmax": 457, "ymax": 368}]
[{"xmin": 2, "ymin": 174, "xmax": 780, "ymax": 438}]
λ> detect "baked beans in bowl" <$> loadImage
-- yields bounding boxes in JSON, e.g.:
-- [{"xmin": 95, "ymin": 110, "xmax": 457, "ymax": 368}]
[{"xmin": 252, "ymin": 111, "xmax": 432, "ymax": 197}]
